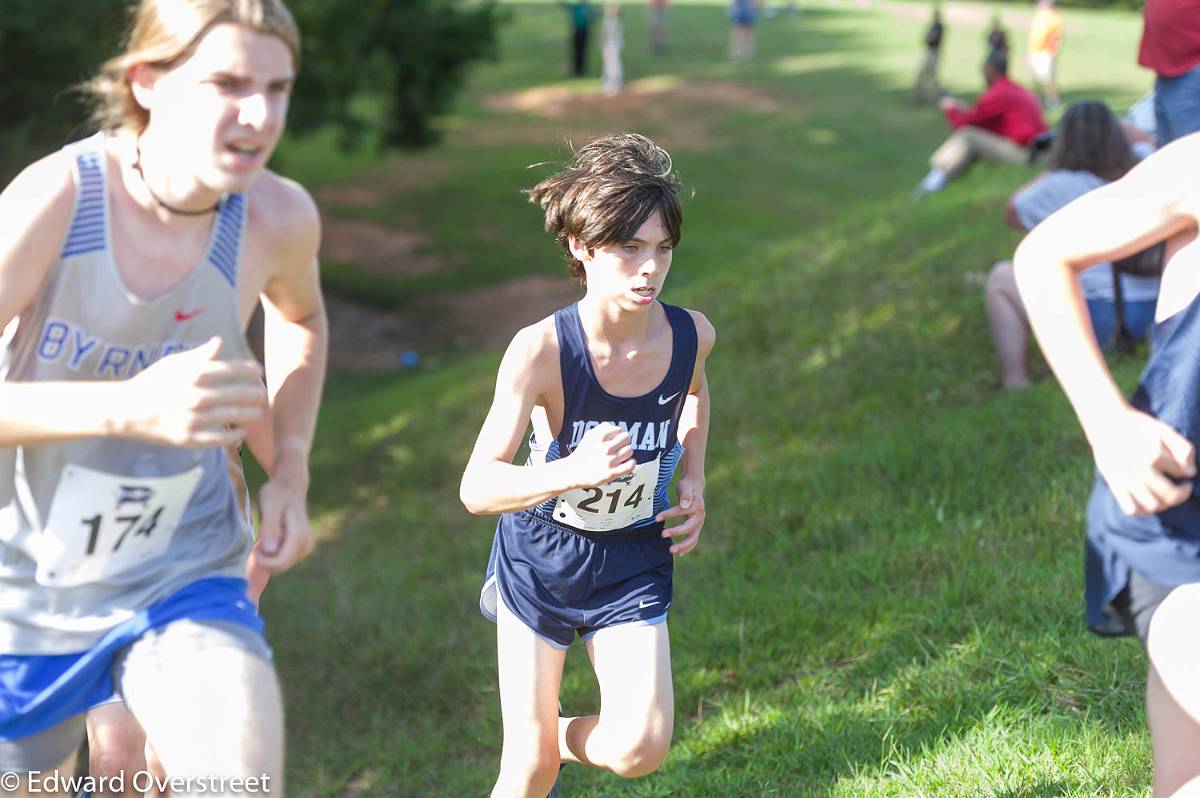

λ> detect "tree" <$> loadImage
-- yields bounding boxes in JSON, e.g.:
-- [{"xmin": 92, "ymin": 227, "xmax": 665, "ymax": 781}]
[
  {"xmin": 0, "ymin": 1, "xmax": 127, "ymax": 170},
  {"xmin": 289, "ymin": 0, "xmax": 506, "ymax": 149},
  {"xmin": 0, "ymin": 0, "xmax": 504, "ymax": 177}
]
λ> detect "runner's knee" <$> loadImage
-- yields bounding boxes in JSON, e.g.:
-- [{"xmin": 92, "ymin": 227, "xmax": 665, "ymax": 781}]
[
  {"xmin": 89, "ymin": 744, "xmax": 142, "ymax": 782},
  {"xmin": 606, "ymin": 723, "xmax": 672, "ymax": 778},
  {"xmin": 1148, "ymin": 583, "xmax": 1200, "ymax": 668},
  {"xmin": 986, "ymin": 260, "xmax": 1015, "ymax": 296},
  {"xmin": 87, "ymin": 709, "xmax": 146, "ymax": 780}
]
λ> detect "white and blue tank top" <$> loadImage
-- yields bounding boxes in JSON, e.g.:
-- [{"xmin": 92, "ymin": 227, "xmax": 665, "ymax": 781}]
[{"xmin": 0, "ymin": 132, "xmax": 255, "ymax": 654}]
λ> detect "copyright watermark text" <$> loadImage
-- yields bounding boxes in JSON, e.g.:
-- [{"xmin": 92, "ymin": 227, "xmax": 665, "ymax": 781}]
[{"xmin": 1, "ymin": 770, "xmax": 272, "ymax": 794}]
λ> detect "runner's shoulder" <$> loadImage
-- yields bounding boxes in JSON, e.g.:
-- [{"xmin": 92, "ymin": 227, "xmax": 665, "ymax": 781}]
[
  {"xmin": 0, "ymin": 150, "xmax": 78, "ymax": 323},
  {"xmin": 1122, "ymin": 134, "xmax": 1200, "ymax": 215},
  {"xmin": 246, "ymin": 170, "xmax": 320, "ymax": 255},
  {"xmin": 0, "ymin": 148, "xmax": 78, "ymax": 244},
  {"xmin": 680, "ymin": 307, "xmax": 716, "ymax": 356},
  {"xmin": 500, "ymin": 315, "xmax": 561, "ymax": 389},
  {"xmin": 1142, "ymin": 133, "xmax": 1200, "ymax": 181}
]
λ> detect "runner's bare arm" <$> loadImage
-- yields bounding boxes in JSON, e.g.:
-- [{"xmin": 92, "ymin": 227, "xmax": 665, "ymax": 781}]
[
  {"xmin": 1014, "ymin": 134, "xmax": 1200, "ymax": 515},
  {"xmin": 658, "ymin": 310, "xmax": 715, "ymax": 554},
  {"xmin": 0, "ymin": 154, "xmax": 95, "ymax": 444},
  {"xmin": 460, "ymin": 322, "xmax": 635, "ymax": 515},
  {"xmin": 250, "ymin": 179, "xmax": 326, "ymax": 573},
  {"xmin": 0, "ymin": 153, "xmax": 265, "ymax": 448},
  {"xmin": 676, "ymin": 311, "xmax": 715, "ymax": 467},
  {"xmin": 242, "ymin": 414, "xmax": 276, "ymax": 472},
  {"xmin": 239, "ymin": 415, "xmax": 274, "ymax": 602}
]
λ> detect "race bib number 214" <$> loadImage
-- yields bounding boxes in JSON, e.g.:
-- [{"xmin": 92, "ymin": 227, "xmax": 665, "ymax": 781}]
[{"xmin": 552, "ymin": 456, "xmax": 660, "ymax": 532}]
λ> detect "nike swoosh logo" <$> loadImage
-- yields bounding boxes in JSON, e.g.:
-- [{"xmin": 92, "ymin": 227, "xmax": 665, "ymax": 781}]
[
  {"xmin": 657, "ymin": 392, "xmax": 681, "ymax": 405},
  {"xmin": 639, "ymin": 599, "xmax": 660, "ymax": 609},
  {"xmin": 174, "ymin": 308, "xmax": 207, "ymax": 322}
]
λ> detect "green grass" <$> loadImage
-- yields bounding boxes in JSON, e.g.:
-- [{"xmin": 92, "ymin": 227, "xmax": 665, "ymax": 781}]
[{"xmin": 265, "ymin": 1, "xmax": 1161, "ymax": 794}]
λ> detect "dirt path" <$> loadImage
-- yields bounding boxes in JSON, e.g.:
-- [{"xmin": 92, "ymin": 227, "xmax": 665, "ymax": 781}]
[
  {"xmin": 320, "ymin": 5, "xmax": 944, "ymax": 371},
  {"xmin": 321, "ymin": 275, "xmax": 583, "ymax": 372},
  {"xmin": 318, "ymin": 79, "xmax": 784, "ymax": 371},
  {"xmin": 478, "ymin": 78, "xmax": 787, "ymax": 152},
  {"xmin": 319, "ymin": 199, "xmax": 584, "ymax": 370}
]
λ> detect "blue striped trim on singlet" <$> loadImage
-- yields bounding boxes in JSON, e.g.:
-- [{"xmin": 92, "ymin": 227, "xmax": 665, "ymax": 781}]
[
  {"xmin": 652, "ymin": 442, "xmax": 684, "ymax": 521},
  {"xmin": 207, "ymin": 193, "xmax": 245, "ymax": 287},
  {"xmin": 61, "ymin": 150, "xmax": 106, "ymax": 258},
  {"xmin": 530, "ymin": 439, "xmax": 563, "ymax": 516}
]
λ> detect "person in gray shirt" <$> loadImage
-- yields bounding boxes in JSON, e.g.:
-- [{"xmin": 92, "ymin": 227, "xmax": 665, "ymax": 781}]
[{"xmin": 984, "ymin": 101, "xmax": 1158, "ymax": 389}]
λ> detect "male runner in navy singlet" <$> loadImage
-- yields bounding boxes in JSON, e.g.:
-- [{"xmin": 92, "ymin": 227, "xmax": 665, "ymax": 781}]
[
  {"xmin": 1016, "ymin": 132, "xmax": 1200, "ymax": 796},
  {"xmin": 460, "ymin": 133, "xmax": 715, "ymax": 798}
]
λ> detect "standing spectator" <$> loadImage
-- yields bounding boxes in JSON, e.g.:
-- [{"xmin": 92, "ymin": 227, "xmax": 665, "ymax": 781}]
[
  {"xmin": 1138, "ymin": 0, "xmax": 1200, "ymax": 144},
  {"xmin": 913, "ymin": 51, "xmax": 1048, "ymax": 197},
  {"xmin": 729, "ymin": 0, "xmax": 759, "ymax": 60},
  {"xmin": 601, "ymin": 3, "xmax": 624, "ymax": 96},
  {"xmin": 914, "ymin": 9, "xmax": 945, "ymax": 105},
  {"xmin": 1027, "ymin": 0, "xmax": 1064, "ymax": 109},
  {"xmin": 987, "ymin": 12, "xmax": 1009, "ymax": 58},
  {"xmin": 563, "ymin": 0, "xmax": 595, "ymax": 77},
  {"xmin": 984, "ymin": 101, "xmax": 1159, "ymax": 389},
  {"xmin": 648, "ymin": 0, "xmax": 669, "ymax": 54}
]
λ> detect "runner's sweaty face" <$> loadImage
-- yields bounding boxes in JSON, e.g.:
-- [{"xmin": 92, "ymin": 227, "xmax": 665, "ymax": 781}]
[
  {"xmin": 576, "ymin": 211, "xmax": 675, "ymax": 311},
  {"xmin": 135, "ymin": 22, "xmax": 295, "ymax": 197}
]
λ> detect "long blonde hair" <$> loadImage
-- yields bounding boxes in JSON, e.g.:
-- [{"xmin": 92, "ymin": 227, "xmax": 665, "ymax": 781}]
[{"xmin": 86, "ymin": 0, "xmax": 301, "ymax": 133}]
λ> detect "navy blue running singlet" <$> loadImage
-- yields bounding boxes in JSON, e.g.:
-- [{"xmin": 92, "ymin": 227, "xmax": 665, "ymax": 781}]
[
  {"xmin": 480, "ymin": 302, "xmax": 698, "ymax": 648},
  {"xmin": 1086, "ymin": 285, "xmax": 1200, "ymax": 634}
]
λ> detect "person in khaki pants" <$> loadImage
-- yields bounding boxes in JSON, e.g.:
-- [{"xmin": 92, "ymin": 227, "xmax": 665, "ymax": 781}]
[{"xmin": 914, "ymin": 51, "xmax": 1048, "ymax": 197}]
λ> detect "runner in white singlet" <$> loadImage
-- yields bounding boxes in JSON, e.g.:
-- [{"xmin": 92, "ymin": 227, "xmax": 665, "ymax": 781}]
[{"xmin": 0, "ymin": 1, "xmax": 326, "ymax": 794}]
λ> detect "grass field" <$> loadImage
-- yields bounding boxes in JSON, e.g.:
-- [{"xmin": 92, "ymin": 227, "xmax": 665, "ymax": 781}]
[{"xmin": 265, "ymin": 1, "xmax": 1162, "ymax": 794}]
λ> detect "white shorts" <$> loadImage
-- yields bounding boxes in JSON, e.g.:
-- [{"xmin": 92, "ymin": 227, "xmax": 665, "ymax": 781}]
[{"xmin": 1029, "ymin": 52, "xmax": 1056, "ymax": 84}]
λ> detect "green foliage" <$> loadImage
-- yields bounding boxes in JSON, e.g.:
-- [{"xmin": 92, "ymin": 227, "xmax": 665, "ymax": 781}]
[
  {"xmin": 0, "ymin": 0, "xmax": 506, "ymax": 177},
  {"xmin": 0, "ymin": 1, "xmax": 127, "ymax": 171},
  {"xmin": 286, "ymin": 0, "xmax": 508, "ymax": 149}
]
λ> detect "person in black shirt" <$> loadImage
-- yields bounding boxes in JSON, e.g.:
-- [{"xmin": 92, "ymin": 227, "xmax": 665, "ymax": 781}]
[
  {"xmin": 914, "ymin": 9, "xmax": 944, "ymax": 104},
  {"xmin": 987, "ymin": 12, "xmax": 1009, "ymax": 58}
]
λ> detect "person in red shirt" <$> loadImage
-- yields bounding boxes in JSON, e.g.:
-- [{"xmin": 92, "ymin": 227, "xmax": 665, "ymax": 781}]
[
  {"xmin": 1138, "ymin": 0, "xmax": 1200, "ymax": 144},
  {"xmin": 914, "ymin": 51, "xmax": 1048, "ymax": 198}
]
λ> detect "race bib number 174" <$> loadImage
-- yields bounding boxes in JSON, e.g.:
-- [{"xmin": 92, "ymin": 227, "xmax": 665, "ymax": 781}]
[{"xmin": 36, "ymin": 464, "xmax": 203, "ymax": 587}]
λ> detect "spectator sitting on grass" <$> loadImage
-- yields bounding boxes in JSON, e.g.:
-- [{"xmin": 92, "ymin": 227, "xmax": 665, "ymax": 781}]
[
  {"xmin": 984, "ymin": 101, "xmax": 1160, "ymax": 389},
  {"xmin": 913, "ymin": 50, "xmax": 1048, "ymax": 198}
]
